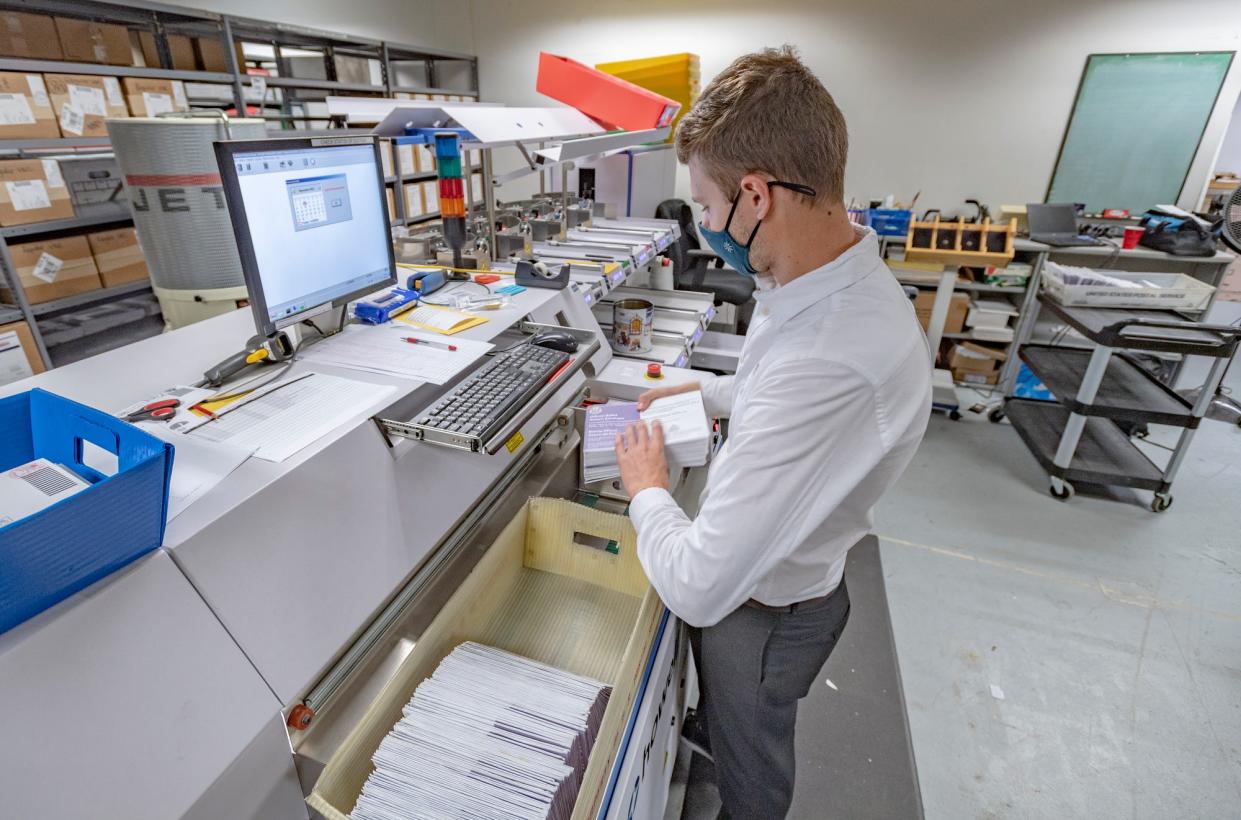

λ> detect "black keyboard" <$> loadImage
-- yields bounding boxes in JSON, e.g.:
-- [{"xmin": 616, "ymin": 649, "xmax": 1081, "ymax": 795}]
[{"xmin": 416, "ymin": 343, "xmax": 571, "ymax": 443}]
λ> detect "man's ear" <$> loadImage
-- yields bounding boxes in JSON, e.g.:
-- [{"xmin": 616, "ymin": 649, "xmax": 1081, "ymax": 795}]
[{"xmin": 738, "ymin": 173, "xmax": 772, "ymax": 221}]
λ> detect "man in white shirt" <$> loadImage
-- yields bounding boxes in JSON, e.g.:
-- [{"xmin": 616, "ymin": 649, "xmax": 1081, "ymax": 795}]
[{"xmin": 615, "ymin": 46, "xmax": 931, "ymax": 818}]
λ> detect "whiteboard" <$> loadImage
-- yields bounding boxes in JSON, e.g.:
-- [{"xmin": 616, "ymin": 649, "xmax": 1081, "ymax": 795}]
[{"xmin": 1047, "ymin": 52, "xmax": 1234, "ymax": 213}]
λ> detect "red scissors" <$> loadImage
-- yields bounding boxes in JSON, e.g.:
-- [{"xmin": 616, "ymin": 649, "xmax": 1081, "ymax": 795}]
[{"xmin": 124, "ymin": 398, "xmax": 181, "ymax": 422}]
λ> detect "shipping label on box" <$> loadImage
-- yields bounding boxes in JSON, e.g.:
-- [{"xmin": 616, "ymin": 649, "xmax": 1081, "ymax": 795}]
[
  {"xmin": 54, "ymin": 17, "xmax": 132, "ymax": 65},
  {"xmin": 0, "ymin": 320, "xmax": 45, "ymax": 385},
  {"xmin": 0, "ymin": 159, "xmax": 73, "ymax": 226},
  {"xmin": 0, "ymin": 12, "xmax": 63, "ymax": 60},
  {"xmin": 45, "ymin": 74, "xmax": 129, "ymax": 137},
  {"xmin": 121, "ymin": 78, "xmax": 187, "ymax": 117},
  {"xmin": 87, "ymin": 227, "xmax": 149, "ymax": 288},
  {"xmin": 2, "ymin": 235, "xmax": 101, "ymax": 304},
  {"xmin": 0, "ymin": 72, "xmax": 58, "ymax": 139}
]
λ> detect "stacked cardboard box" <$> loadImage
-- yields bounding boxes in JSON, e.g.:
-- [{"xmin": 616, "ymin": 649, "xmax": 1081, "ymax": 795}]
[
  {"xmin": 948, "ymin": 341, "xmax": 1007, "ymax": 386},
  {"xmin": 45, "ymin": 74, "xmax": 129, "ymax": 137},
  {"xmin": 53, "ymin": 17, "xmax": 132, "ymax": 66},
  {"xmin": 120, "ymin": 78, "xmax": 189, "ymax": 116},
  {"xmin": 0, "ymin": 235, "xmax": 102, "ymax": 304},
  {"xmin": 0, "ymin": 12, "xmax": 63, "ymax": 60},
  {"xmin": 0, "ymin": 159, "xmax": 73, "ymax": 226},
  {"xmin": 87, "ymin": 227, "xmax": 149, "ymax": 288},
  {"xmin": 0, "ymin": 72, "xmax": 58, "ymax": 139},
  {"xmin": 0, "ymin": 319, "xmax": 45, "ymax": 386}
]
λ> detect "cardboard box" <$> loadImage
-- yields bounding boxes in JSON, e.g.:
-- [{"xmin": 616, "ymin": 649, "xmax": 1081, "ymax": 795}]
[
  {"xmin": 914, "ymin": 290, "xmax": 970, "ymax": 335},
  {"xmin": 44, "ymin": 74, "xmax": 129, "ymax": 138},
  {"xmin": 0, "ymin": 320, "xmax": 45, "ymax": 385},
  {"xmin": 404, "ymin": 182, "xmax": 424, "ymax": 218},
  {"xmin": 0, "ymin": 72, "xmax": 59, "ymax": 139},
  {"xmin": 952, "ymin": 367, "xmax": 1000, "ymax": 386},
  {"xmin": 0, "ymin": 12, "xmax": 63, "ymax": 60},
  {"xmin": 137, "ymin": 31, "xmax": 196, "ymax": 70},
  {"xmin": 537, "ymin": 52, "xmax": 680, "ymax": 132},
  {"xmin": 393, "ymin": 142, "xmax": 414, "ymax": 175},
  {"xmin": 87, "ymin": 227, "xmax": 149, "ymax": 288},
  {"xmin": 421, "ymin": 180, "xmax": 437, "ymax": 215},
  {"xmin": 0, "ymin": 159, "xmax": 73, "ymax": 226},
  {"xmin": 948, "ymin": 341, "xmax": 1007, "ymax": 374},
  {"xmin": 120, "ymin": 77, "xmax": 188, "ymax": 117},
  {"xmin": 380, "ymin": 141, "xmax": 393, "ymax": 178},
  {"xmin": 1, "ymin": 235, "xmax": 102, "ymax": 304},
  {"xmin": 57, "ymin": 154, "xmax": 128, "ymax": 219},
  {"xmin": 54, "ymin": 17, "xmax": 132, "ymax": 66},
  {"xmin": 385, "ymin": 187, "xmax": 396, "ymax": 222},
  {"xmin": 194, "ymin": 36, "xmax": 245, "ymax": 72}
]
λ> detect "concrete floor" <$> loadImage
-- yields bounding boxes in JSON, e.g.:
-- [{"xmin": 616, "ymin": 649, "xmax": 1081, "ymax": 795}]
[
  {"xmin": 677, "ymin": 301, "xmax": 1241, "ymax": 819},
  {"xmin": 882, "ymin": 304, "xmax": 1241, "ymax": 819}
]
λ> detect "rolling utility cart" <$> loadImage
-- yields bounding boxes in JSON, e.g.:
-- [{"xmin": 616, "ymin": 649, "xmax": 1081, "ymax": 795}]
[{"xmin": 1001, "ymin": 294, "xmax": 1241, "ymax": 512}]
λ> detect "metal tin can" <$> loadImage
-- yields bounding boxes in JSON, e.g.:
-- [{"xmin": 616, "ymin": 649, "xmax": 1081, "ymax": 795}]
[{"xmin": 612, "ymin": 298, "xmax": 654, "ymax": 354}]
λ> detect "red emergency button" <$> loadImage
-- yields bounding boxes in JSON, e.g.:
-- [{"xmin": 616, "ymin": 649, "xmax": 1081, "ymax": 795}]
[{"xmin": 646, "ymin": 363, "xmax": 663, "ymax": 379}]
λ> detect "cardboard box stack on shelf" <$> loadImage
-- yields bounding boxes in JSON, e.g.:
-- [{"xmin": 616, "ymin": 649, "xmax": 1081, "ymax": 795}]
[
  {"xmin": 0, "ymin": 159, "xmax": 72, "ymax": 226},
  {"xmin": 913, "ymin": 289, "xmax": 970, "ymax": 335},
  {"xmin": 121, "ymin": 78, "xmax": 189, "ymax": 116},
  {"xmin": 53, "ymin": 17, "xmax": 132, "ymax": 65},
  {"xmin": 45, "ymin": 74, "xmax": 129, "ymax": 137},
  {"xmin": 87, "ymin": 227, "xmax": 149, "ymax": 288},
  {"xmin": 0, "ymin": 73, "xmax": 59, "ymax": 139},
  {"xmin": 137, "ymin": 31, "xmax": 197, "ymax": 71},
  {"xmin": 1, "ymin": 235, "xmax": 102, "ymax": 305},
  {"xmin": 948, "ymin": 341, "xmax": 1007, "ymax": 386},
  {"xmin": 0, "ymin": 11, "xmax": 63, "ymax": 60}
]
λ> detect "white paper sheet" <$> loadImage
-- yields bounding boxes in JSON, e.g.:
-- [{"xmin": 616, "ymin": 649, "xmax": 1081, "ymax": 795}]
[
  {"xmin": 6, "ymin": 179, "xmax": 49, "ymax": 212},
  {"xmin": 185, "ymin": 372, "xmax": 396, "ymax": 462},
  {"xmin": 67, "ymin": 84, "xmax": 106, "ymax": 117},
  {"xmin": 139, "ymin": 424, "xmax": 253, "ymax": 521},
  {"xmin": 297, "ymin": 324, "xmax": 492, "ymax": 384}
]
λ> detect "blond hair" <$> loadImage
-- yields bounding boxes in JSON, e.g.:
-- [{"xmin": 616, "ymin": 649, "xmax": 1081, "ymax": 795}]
[{"xmin": 675, "ymin": 45, "xmax": 848, "ymax": 204}]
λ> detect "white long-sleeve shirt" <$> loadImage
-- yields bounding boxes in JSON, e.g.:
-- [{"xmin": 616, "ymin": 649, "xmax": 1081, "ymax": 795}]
[{"xmin": 629, "ymin": 226, "xmax": 931, "ymax": 628}]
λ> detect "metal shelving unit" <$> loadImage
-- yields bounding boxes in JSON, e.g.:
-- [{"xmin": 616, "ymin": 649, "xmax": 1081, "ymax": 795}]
[{"xmin": 0, "ymin": 0, "xmax": 480, "ymax": 369}]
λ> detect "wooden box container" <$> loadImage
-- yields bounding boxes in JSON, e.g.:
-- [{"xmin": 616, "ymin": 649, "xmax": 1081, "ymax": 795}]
[
  {"xmin": 905, "ymin": 217, "xmax": 1016, "ymax": 268},
  {"xmin": 308, "ymin": 497, "xmax": 664, "ymax": 820}
]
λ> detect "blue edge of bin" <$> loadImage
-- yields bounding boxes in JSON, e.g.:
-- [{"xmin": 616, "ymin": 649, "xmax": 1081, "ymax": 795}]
[{"xmin": 0, "ymin": 388, "xmax": 174, "ymax": 635}]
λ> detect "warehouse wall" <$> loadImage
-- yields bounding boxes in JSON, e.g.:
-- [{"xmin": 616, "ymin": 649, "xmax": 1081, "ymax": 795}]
[
  {"xmin": 1215, "ymin": 91, "xmax": 1241, "ymax": 176},
  {"xmin": 459, "ymin": 0, "xmax": 1241, "ymax": 215}
]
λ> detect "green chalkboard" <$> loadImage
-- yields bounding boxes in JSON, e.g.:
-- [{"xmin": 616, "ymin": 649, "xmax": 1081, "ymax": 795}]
[{"xmin": 1047, "ymin": 52, "xmax": 1234, "ymax": 213}]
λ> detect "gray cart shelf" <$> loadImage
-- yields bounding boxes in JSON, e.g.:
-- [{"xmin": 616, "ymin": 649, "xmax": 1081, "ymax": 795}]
[{"xmin": 998, "ymin": 293, "xmax": 1241, "ymax": 512}]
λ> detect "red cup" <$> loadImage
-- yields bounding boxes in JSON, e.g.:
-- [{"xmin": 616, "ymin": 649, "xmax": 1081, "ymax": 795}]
[{"xmin": 1122, "ymin": 226, "xmax": 1143, "ymax": 249}]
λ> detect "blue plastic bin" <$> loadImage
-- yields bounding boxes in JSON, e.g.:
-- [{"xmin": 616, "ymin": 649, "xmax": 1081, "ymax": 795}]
[
  {"xmin": 868, "ymin": 209, "xmax": 912, "ymax": 237},
  {"xmin": 0, "ymin": 389, "xmax": 174, "ymax": 634},
  {"xmin": 1013, "ymin": 363, "xmax": 1055, "ymax": 401}
]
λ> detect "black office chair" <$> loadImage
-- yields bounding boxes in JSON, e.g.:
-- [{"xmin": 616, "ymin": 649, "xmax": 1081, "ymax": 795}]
[{"xmin": 656, "ymin": 199, "xmax": 756, "ymax": 308}]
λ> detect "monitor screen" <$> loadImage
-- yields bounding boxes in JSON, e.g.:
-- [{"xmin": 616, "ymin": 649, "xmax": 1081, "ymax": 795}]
[{"xmin": 218, "ymin": 139, "xmax": 395, "ymax": 336}]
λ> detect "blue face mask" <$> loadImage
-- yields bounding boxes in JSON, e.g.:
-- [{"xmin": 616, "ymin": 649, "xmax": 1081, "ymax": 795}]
[{"xmin": 698, "ymin": 180, "xmax": 817, "ymax": 276}]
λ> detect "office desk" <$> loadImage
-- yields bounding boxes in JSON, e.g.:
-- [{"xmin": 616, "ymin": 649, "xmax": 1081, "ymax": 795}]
[{"xmin": 0, "ymin": 284, "xmax": 604, "ymax": 708}]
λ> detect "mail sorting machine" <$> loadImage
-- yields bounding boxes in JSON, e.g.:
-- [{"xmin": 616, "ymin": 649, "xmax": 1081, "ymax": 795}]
[{"xmin": 0, "ymin": 283, "xmax": 721, "ymax": 820}]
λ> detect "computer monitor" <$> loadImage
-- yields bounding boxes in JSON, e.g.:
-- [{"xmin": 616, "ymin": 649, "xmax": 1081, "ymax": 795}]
[{"xmin": 215, "ymin": 136, "xmax": 396, "ymax": 337}]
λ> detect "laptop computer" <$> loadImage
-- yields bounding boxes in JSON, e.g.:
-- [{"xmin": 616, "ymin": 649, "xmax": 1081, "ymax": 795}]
[{"xmin": 1027, "ymin": 203, "xmax": 1100, "ymax": 246}]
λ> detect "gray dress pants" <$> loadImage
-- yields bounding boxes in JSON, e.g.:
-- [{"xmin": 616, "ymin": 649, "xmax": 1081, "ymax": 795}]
[{"xmin": 688, "ymin": 577, "xmax": 851, "ymax": 819}]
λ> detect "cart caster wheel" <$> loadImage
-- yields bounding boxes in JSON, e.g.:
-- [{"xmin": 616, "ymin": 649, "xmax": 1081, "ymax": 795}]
[
  {"xmin": 949, "ymin": 410, "xmax": 962, "ymax": 421},
  {"xmin": 1151, "ymin": 494, "xmax": 1173, "ymax": 513},
  {"xmin": 988, "ymin": 407, "xmax": 1006, "ymax": 423},
  {"xmin": 1050, "ymin": 482, "xmax": 1075, "ymax": 501}
]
